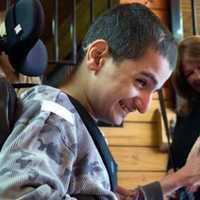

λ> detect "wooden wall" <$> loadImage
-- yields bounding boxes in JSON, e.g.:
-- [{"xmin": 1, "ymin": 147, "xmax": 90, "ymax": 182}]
[
  {"xmin": 181, "ymin": 0, "xmax": 200, "ymax": 37},
  {"xmin": 120, "ymin": 0, "xmax": 169, "ymax": 26},
  {"xmin": 101, "ymin": 0, "xmax": 171, "ymax": 189}
]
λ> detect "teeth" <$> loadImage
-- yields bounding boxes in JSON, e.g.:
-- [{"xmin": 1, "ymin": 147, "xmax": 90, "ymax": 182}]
[
  {"xmin": 120, "ymin": 102, "xmax": 130, "ymax": 112},
  {"xmin": 119, "ymin": 101, "xmax": 137, "ymax": 112},
  {"xmin": 132, "ymin": 108, "xmax": 137, "ymax": 112}
]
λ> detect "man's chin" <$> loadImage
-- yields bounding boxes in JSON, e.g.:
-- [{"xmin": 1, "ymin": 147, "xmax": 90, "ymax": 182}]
[
  {"xmin": 112, "ymin": 116, "xmax": 123, "ymax": 126},
  {"xmin": 98, "ymin": 116, "xmax": 123, "ymax": 126}
]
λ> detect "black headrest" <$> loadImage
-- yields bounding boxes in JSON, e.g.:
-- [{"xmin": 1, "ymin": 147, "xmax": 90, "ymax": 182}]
[
  {"xmin": 15, "ymin": 39, "xmax": 48, "ymax": 76},
  {"xmin": 0, "ymin": 77, "xmax": 17, "ymax": 149},
  {"xmin": 4, "ymin": 0, "xmax": 47, "ymax": 76}
]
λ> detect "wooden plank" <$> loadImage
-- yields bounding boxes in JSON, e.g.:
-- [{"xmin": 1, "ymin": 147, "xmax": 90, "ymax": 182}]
[
  {"xmin": 151, "ymin": 99, "xmax": 172, "ymax": 110},
  {"xmin": 124, "ymin": 110, "xmax": 158, "ymax": 122},
  {"xmin": 181, "ymin": 1, "xmax": 200, "ymax": 10},
  {"xmin": 118, "ymin": 171, "xmax": 166, "ymax": 188},
  {"xmin": 110, "ymin": 146, "xmax": 168, "ymax": 171},
  {"xmin": 153, "ymin": 88, "xmax": 171, "ymax": 100},
  {"xmin": 120, "ymin": 0, "xmax": 169, "ymax": 9},
  {"xmin": 101, "ymin": 122, "xmax": 160, "ymax": 146},
  {"xmin": 181, "ymin": 1, "xmax": 200, "ymax": 37},
  {"xmin": 120, "ymin": 0, "xmax": 169, "ymax": 26},
  {"xmin": 150, "ymin": 99, "xmax": 162, "ymax": 110}
]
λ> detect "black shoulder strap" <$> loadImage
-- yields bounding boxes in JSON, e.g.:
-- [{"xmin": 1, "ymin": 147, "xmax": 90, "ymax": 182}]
[{"xmin": 68, "ymin": 95, "xmax": 118, "ymax": 192}]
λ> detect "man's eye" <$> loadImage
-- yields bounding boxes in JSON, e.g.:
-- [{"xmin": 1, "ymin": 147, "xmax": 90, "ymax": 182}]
[{"xmin": 136, "ymin": 79, "xmax": 146, "ymax": 88}]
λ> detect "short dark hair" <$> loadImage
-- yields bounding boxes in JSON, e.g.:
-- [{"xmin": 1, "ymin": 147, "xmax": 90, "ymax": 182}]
[{"xmin": 79, "ymin": 3, "xmax": 177, "ymax": 69}]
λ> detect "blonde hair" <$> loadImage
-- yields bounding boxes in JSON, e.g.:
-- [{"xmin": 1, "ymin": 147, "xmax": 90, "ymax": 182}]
[{"xmin": 172, "ymin": 36, "xmax": 200, "ymax": 115}]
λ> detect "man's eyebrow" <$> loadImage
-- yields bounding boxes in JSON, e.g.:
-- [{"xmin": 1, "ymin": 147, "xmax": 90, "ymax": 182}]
[{"xmin": 140, "ymin": 71, "xmax": 158, "ymax": 85}]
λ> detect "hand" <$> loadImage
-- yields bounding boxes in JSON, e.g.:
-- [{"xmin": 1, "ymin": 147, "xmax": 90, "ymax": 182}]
[
  {"xmin": 116, "ymin": 185, "xmax": 138, "ymax": 198},
  {"xmin": 183, "ymin": 136, "xmax": 200, "ymax": 189},
  {"xmin": 160, "ymin": 136, "xmax": 200, "ymax": 196},
  {"xmin": 166, "ymin": 169, "xmax": 179, "ymax": 199}
]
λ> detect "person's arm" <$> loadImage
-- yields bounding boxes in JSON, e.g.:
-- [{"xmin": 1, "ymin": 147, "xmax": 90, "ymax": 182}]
[
  {"xmin": 116, "ymin": 137, "xmax": 200, "ymax": 200},
  {"xmin": 116, "ymin": 182, "xmax": 163, "ymax": 200},
  {"xmin": 160, "ymin": 136, "xmax": 200, "ymax": 196},
  {"xmin": 116, "ymin": 185, "xmax": 139, "ymax": 199},
  {"xmin": 0, "ymin": 108, "xmax": 77, "ymax": 200}
]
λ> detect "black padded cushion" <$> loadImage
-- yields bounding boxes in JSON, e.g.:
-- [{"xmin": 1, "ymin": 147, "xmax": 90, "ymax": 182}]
[
  {"xmin": 14, "ymin": 39, "xmax": 48, "ymax": 76},
  {"xmin": 0, "ymin": 77, "xmax": 17, "ymax": 149},
  {"xmin": 5, "ymin": 0, "xmax": 45, "ymax": 74}
]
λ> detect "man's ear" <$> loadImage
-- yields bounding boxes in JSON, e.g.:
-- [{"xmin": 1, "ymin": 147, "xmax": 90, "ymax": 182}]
[{"xmin": 86, "ymin": 39, "xmax": 109, "ymax": 72}]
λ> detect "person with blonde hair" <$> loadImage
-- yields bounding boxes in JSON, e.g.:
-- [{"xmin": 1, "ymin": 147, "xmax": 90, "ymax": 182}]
[
  {"xmin": 168, "ymin": 35, "xmax": 200, "ymax": 199},
  {"xmin": 172, "ymin": 35, "xmax": 200, "ymax": 115}
]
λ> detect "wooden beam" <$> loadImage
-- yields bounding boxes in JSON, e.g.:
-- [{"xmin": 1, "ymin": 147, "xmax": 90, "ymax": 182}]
[
  {"xmin": 120, "ymin": 0, "xmax": 169, "ymax": 26},
  {"xmin": 45, "ymin": 0, "xmax": 119, "ymax": 74},
  {"xmin": 102, "ymin": 121, "xmax": 159, "ymax": 146},
  {"xmin": 120, "ymin": 0, "xmax": 168, "ymax": 9},
  {"xmin": 118, "ymin": 171, "xmax": 166, "ymax": 188},
  {"xmin": 110, "ymin": 146, "xmax": 168, "ymax": 171}
]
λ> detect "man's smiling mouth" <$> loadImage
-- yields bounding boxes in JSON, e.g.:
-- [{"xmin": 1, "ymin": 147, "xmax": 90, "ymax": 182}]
[{"xmin": 119, "ymin": 100, "xmax": 137, "ymax": 113}]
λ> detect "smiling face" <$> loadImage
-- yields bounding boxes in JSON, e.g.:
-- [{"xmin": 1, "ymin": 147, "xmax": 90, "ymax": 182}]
[
  {"xmin": 87, "ymin": 47, "xmax": 172, "ymax": 125},
  {"xmin": 182, "ymin": 54, "xmax": 200, "ymax": 94}
]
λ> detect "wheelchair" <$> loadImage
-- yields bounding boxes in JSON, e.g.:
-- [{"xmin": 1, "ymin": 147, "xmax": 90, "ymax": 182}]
[{"xmin": 0, "ymin": 0, "xmax": 48, "ymax": 150}]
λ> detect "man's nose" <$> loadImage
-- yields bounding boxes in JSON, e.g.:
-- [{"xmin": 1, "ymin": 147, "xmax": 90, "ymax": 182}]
[{"xmin": 137, "ymin": 92, "xmax": 153, "ymax": 113}]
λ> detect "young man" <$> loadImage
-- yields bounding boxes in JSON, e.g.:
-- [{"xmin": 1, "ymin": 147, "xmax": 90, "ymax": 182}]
[{"xmin": 1, "ymin": 3, "xmax": 200, "ymax": 200}]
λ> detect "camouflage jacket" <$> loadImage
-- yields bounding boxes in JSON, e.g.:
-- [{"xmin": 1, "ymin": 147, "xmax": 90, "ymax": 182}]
[{"xmin": 0, "ymin": 85, "xmax": 163, "ymax": 200}]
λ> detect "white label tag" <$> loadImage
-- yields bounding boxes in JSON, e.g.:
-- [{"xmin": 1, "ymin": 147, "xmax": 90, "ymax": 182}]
[
  {"xmin": 14, "ymin": 24, "xmax": 22, "ymax": 34},
  {"xmin": 41, "ymin": 100, "xmax": 74, "ymax": 125}
]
